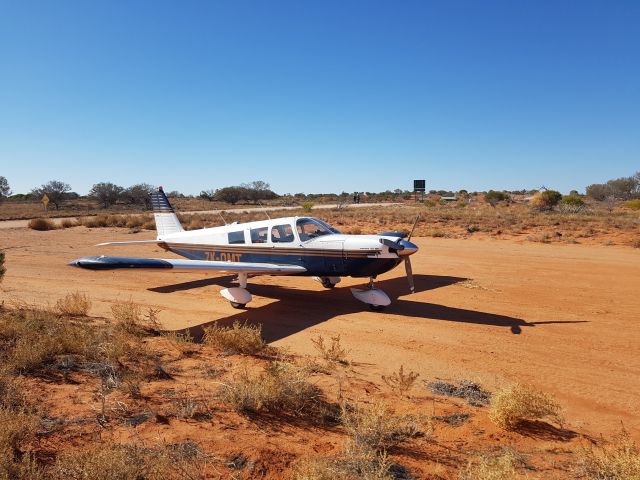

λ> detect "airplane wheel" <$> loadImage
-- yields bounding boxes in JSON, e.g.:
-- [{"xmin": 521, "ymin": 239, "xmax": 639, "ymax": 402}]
[
  {"xmin": 230, "ymin": 302, "xmax": 246, "ymax": 309},
  {"xmin": 321, "ymin": 278, "xmax": 336, "ymax": 289},
  {"xmin": 369, "ymin": 304, "xmax": 386, "ymax": 312}
]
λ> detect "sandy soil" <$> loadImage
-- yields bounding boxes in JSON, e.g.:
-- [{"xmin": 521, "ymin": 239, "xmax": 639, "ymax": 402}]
[{"xmin": 1, "ymin": 225, "xmax": 639, "ymax": 439}]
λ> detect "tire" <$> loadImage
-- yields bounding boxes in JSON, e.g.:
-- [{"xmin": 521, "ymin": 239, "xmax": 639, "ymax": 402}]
[
  {"xmin": 230, "ymin": 302, "xmax": 246, "ymax": 309},
  {"xmin": 369, "ymin": 304, "xmax": 386, "ymax": 312},
  {"xmin": 321, "ymin": 278, "xmax": 336, "ymax": 289}
]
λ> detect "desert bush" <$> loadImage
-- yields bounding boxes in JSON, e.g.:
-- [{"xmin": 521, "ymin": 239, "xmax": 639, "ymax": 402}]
[
  {"xmin": 489, "ymin": 383, "xmax": 561, "ymax": 430},
  {"xmin": 110, "ymin": 299, "xmax": 149, "ymax": 335},
  {"xmin": 220, "ymin": 361, "xmax": 332, "ymax": 419},
  {"xmin": 382, "ymin": 365, "xmax": 419, "ymax": 397},
  {"xmin": 459, "ymin": 450, "xmax": 520, "ymax": 480},
  {"xmin": 60, "ymin": 218, "xmax": 79, "ymax": 228},
  {"xmin": 579, "ymin": 428, "xmax": 640, "ymax": 480},
  {"xmin": 530, "ymin": 190, "xmax": 562, "ymax": 211},
  {"xmin": 427, "ymin": 379, "xmax": 491, "ymax": 406},
  {"xmin": 424, "ymin": 199, "xmax": 436, "ymax": 207},
  {"xmin": 625, "ymin": 199, "xmax": 640, "ymax": 210},
  {"xmin": 203, "ymin": 321, "xmax": 266, "ymax": 355},
  {"xmin": 27, "ymin": 218, "xmax": 57, "ymax": 230},
  {"xmin": 311, "ymin": 335, "xmax": 349, "ymax": 364},
  {"xmin": 302, "ymin": 201, "xmax": 314, "ymax": 212},
  {"xmin": 341, "ymin": 402, "xmax": 426, "ymax": 452},
  {"xmin": 0, "ymin": 369, "xmax": 26, "ymax": 410},
  {"xmin": 56, "ymin": 291, "xmax": 91, "ymax": 316}
]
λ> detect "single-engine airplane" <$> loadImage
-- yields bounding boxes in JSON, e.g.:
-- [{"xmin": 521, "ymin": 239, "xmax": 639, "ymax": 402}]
[{"xmin": 70, "ymin": 187, "xmax": 419, "ymax": 310}]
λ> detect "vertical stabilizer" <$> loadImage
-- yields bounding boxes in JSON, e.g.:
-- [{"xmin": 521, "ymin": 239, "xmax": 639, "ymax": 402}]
[{"xmin": 151, "ymin": 186, "xmax": 184, "ymax": 237}]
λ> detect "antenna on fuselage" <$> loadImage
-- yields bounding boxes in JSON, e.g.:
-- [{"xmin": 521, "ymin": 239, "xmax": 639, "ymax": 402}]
[
  {"xmin": 257, "ymin": 201, "xmax": 271, "ymax": 220},
  {"xmin": 218, "ymin": 211, "xmax": 228, "ymax": 226}
]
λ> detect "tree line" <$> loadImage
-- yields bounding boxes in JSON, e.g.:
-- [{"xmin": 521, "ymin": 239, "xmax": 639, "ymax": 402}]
[{"xmin": 585, "ymin": 171, "xmax": 640, "ymax": 201}]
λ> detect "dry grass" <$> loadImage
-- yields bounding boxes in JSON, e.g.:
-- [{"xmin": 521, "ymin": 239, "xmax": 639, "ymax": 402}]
[
  {"xmin": 311, "ymin": 334, "xmax": 349, "ymax": 364},
  {"xmin": 293, "ymin": 446, "xmax": 394, "ymax": 480},
  {"xmin": 110, "ymin": 300, "xmax": 160, "ymax": 336},
  {"xmin": 459, "ymin": 449, "xmax": 520, "ymax": 480},
  {"xmin": 60, "ymin": 218, "xmax": 79, "ymax": 228},
  {"xmin": 0, "ymin": 407, "xmax": 41, "ymax": 479},
  {"xmin": 382, "ymin": 365, "xmax": 419, "ymax": 397},
  {"xmin": 579, "ymin": 428, "xmax": 640, "ymax": 480},
  {"xmin": 47, "ymin": 443, "xmax": 209, "ymax": 480},
  {"xmin": 489, "ymin": 383, "xmax": 562, "ymax": 430},
  {"xmin": 27, "ymin": 217, "xmax": 57, "ymax": 230},
  {"xmin": 55, "ymin": 291, "xmax": 91, "ymax": 316},
  {"xmin": 219, "ymin": 361, "xmax": 334, "ymax": 421},
  {"xmin": 203, "ymin": 321, "xmax": 266, "ymax": 355}
]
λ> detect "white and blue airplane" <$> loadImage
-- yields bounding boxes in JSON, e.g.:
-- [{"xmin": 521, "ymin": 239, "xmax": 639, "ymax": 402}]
[{"xmin": 70, "ymin": 187, "xmax": 419, "ymax": 310}]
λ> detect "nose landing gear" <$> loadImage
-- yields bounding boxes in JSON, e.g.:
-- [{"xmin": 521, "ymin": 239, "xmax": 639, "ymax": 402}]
[{"xmin": 350, "ymin": 277, "xmax": 390, "ymax": 311}]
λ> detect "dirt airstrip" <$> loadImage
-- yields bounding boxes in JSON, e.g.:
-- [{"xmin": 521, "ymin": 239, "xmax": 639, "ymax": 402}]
[{"xmin": 2, "ymin": 224, "xmax": 639, "ymax": 441}]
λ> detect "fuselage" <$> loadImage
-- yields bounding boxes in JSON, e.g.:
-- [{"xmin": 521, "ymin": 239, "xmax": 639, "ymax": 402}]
[{"xmin": 157, "ymin": 216, "xmax": 407, "ymax": 278}]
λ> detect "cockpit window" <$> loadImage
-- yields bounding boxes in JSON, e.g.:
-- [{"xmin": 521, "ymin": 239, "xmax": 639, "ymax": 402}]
[
  {"xmin": 271, "ymin": 224, "xmax": 294, "ymax": 243},
  {"xmin": 296, "ymin": 218, "xmax": 339, "ymax": 241}
]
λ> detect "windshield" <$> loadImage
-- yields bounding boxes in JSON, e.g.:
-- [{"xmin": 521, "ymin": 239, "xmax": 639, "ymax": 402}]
[{"xmin": 296, "ymin": 218, "xmax": 339, "ymax": 241}]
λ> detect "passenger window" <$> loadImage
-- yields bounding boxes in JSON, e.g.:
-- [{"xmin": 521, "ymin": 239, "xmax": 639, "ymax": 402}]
[
  {"xmin": 250, "ymin": 227, "xmax": 268, "ymax": 243},
  {"xmin": 271, "ymin": 224, "xmax": 294, "ymax": 243},
  {"xmin": 227, "ymin": 231, "xmax": 245, "ymax": 244}
]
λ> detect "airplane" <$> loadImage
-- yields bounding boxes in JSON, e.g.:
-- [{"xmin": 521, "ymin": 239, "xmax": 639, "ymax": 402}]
[{"xmin": 69, "ymin": 187, "xmax": 419, "ymax": 310}]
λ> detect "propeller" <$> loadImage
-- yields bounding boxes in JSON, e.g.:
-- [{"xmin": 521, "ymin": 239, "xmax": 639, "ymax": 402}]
[
  {"xmin": 407, "ymin": 214, "xmax": 420, "ymax": 241},
  {"xmin": 404, "ymin": 214, "xmax": 420, "ymax": 293},
  {"xmin": 405, "ymin": 256, "xmax": 414, "ymax": 293}
]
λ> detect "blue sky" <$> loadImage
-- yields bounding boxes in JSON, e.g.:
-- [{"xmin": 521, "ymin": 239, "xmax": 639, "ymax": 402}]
[{"xmin": 1, "ymin": 0, "xmax": 638, "ymax": 195}]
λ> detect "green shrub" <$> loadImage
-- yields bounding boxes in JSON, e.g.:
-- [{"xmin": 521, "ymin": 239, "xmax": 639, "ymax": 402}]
[
  {"xmin": 561, "ymin": 194, "xmax": 585, "ymax": 207},
  {"xmin": 302, "ymin": 202, "xmax": 314, "ymax": 212},
  {"xmin": 484, "ymin": 190, "xmax": 509, "ymax": 205},
  {"xmin": 423, "ymin": 199, "xmax": 436, "ymax": 207}
]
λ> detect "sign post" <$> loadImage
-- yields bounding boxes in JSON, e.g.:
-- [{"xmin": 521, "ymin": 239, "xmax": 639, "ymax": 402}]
[{"xmin": 42, "ymin": 194, "xmax": 49, "ymax": 212}]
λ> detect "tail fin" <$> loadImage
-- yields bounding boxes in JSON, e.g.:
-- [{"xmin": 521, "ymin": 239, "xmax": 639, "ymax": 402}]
[{"xmin": 151, "ymin": 186, "xmax": 184, "ymax": 236}]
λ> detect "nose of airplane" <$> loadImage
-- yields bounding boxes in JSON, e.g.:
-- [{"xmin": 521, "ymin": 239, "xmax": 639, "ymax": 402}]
[{"xmin": 397, "ymin": 239, "xmax": 418, "ymax": 256}]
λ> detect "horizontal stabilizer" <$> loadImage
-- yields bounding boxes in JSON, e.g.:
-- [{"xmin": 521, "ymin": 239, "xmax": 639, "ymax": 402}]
[{"xmin": 69, "ymin": 256, "xmax": 306, "ymax": 275}]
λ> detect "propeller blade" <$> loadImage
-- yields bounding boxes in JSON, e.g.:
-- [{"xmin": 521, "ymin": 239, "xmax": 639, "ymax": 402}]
[
  {"xmin": 407, "ymin": 214, "xmax": 421, "ymax": 241},
  {"xmin": 380, "ymin": 238, "xmax": 405, "ymax": 251},
  {"xmin": 405, "ymin": 257, "xmax": 415, "ymax": 293}
]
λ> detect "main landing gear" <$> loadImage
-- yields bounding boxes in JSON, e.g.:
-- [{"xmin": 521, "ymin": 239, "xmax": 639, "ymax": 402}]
[
  {"xmin": 220, "ymin": 273, "xmax": 252, "ymax": 309},
  {"xmin": 350, "ymin": 277, "xmax": 391, "ymax": 311},
  {"xmin": 313, "ymin": 276, "xmax": 342, "ymax": 289}
]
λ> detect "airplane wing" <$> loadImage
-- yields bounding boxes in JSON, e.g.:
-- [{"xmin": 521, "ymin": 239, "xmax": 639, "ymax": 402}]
[{"xmin": 69, "ymin": 256, "xmax": 306, "ymax": 275}]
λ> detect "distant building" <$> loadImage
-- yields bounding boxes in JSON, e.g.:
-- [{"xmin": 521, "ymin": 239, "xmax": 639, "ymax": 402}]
[{"xmin": 439, "ymin": 196, "xmax": 458, "ymax": 202}]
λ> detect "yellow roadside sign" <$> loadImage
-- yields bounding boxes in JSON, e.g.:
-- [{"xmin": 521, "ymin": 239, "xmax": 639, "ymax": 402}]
[{"xmin": 42, "ymin": 194, "xmax": 49, "ymax": 206}]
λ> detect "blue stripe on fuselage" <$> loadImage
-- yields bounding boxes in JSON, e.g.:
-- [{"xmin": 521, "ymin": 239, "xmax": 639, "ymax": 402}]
[{"xmin": 169, "ymin": 248, "xmax": 402, "ymax": 278}]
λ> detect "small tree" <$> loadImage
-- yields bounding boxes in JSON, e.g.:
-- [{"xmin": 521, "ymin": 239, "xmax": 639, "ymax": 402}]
[
  {"xmin": 214, "ymin": 186, "xmax": 246, "ymax": 204},
  {"xmin": 89, "ymin": 182, "xmax": 124, "ymax": 209},
  {"xmin": 199, "ymin": 189, "xmax": 216, "ymax": 201},
  {"xmin": 0, "ymin": 176, "xmax": 11, "ymax": 202},
  {"xmin": 122, "ymin": 183, "xmax": 155, "ymax": 209},
  {"xmin": 31, "ymin": 180, "xmax": 71, "ymax": 210}
]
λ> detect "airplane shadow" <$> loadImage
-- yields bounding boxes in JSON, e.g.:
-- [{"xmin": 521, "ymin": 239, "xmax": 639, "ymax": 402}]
[{"xmin": 149, "ymin": 274, "xmax": 588, "ymax": 342}]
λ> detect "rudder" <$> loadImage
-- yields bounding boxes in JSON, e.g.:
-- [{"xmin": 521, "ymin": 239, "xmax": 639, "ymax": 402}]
[{"xmin": 151, "ymin": 186, "xmax": 184, "ymax": 236}]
